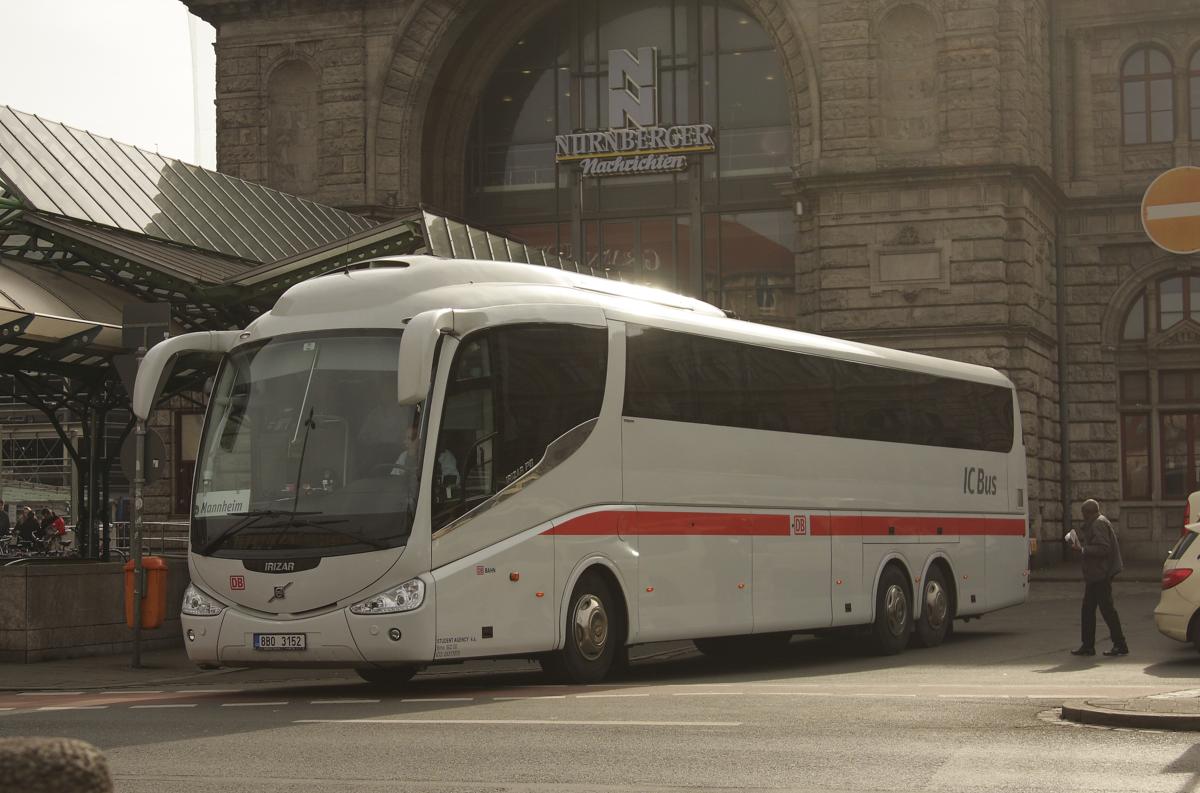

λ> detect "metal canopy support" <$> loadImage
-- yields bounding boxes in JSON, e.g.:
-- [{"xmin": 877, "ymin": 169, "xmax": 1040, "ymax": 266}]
[{"xmin": 7, "ymin": 369, "xmax": 127, "ymax": 559}]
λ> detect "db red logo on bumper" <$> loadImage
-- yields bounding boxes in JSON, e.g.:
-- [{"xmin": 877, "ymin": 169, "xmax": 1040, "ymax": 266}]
[{"xmin": 230, "ymin": 575, "xmax": 246, "ymax": 590}]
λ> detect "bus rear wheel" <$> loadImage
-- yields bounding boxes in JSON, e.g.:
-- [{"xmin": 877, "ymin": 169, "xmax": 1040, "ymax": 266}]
[
  {"xmin": 913, "ymin": 566, "xmax": 953, "ymax": 648},
  {"xmin": 355, "ymin": 665, "xmax": 420, "ymax": 689},
  {"xmin": 541, "ymin": 571, "xmax": 622, "ymax": 684},
  {"xmin": 871, "ymin": 566, "xmax": 913, "ymax": 655}
]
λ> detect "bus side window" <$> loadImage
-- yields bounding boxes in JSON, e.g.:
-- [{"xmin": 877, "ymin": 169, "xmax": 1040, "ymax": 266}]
[{"xmin": 431, "ymin": 324, "xmax": 607, "ymax": 531}]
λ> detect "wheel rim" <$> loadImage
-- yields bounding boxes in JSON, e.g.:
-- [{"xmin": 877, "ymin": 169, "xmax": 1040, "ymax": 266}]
[
  {"xmin": 884, "ymin": 584, "xmax": 908, "ymax": 637},
  {"xmin": 924, "ymin": 580, "xmax": 948, "ymax": 631},
  {"xmin": 572, "ymin": 593, "xmax": 608, "ymax": 661}
]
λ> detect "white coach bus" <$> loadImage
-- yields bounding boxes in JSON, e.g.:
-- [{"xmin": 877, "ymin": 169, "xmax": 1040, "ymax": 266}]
[{"xmin": 133, "ymin": 257, "xmax": 1028, "ymax": 685}]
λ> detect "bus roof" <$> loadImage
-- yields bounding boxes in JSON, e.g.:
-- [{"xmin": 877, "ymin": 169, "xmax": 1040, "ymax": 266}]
[{"xmin": 254, "ymin": 256, "xmax": 1013, "ymax": 389}]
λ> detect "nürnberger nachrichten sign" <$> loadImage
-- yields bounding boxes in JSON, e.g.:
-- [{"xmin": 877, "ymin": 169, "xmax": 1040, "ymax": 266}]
[{"xmin": 555, "ymin": 47, "xmax": 715, "ymax": 177}]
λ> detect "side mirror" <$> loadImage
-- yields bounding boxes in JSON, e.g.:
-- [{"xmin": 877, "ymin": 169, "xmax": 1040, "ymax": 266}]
[
  {"xmin": 397, "ymin": 309, "xmax": 454, "ymax": 405},
  {"xmin": 132, "ymin": 331, "xmax": 241, "ymax": 420}
]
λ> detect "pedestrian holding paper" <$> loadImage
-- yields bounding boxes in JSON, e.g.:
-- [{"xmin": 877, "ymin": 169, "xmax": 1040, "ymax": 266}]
[{"xmin": 1069, "ymin": 499, "xmax": 1128, "ymax": 657}]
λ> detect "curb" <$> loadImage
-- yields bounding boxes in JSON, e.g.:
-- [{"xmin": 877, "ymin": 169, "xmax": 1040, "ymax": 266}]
[{"xmin": 1061, "ymin": 700, "xmax": 1200, "ymax": 731}]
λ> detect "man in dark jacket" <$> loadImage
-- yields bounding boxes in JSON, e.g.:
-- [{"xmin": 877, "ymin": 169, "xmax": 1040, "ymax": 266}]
[
  {"xmin": 1070, "ymin": 499, "xmax": 1128, "ymax": 657},
  {"xmin": 16, "ymin": 507, "xmax": 40, "ymax": 546}
]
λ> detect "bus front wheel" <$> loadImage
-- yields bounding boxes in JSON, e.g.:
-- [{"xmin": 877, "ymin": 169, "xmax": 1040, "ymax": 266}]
[
  {"xmin": 541, "ymin": 571, "xmax": 621, "ymax": 684},
  {"xmin": 871, "ymin": 566, "xmax": 913, "ymax": 655},
  {"xmin": 356, "ymin": 665, "xmax": 420, "ymax": 688}
]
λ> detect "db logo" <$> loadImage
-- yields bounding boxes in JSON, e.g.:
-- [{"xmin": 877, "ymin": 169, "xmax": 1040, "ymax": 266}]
[
  {"xmin": 229, "ymin": 575, "xmax": 246, "ymax": 591},
  {"xmin": 790, "ymin": 515, "xmax": 807, "ymax": 536}
]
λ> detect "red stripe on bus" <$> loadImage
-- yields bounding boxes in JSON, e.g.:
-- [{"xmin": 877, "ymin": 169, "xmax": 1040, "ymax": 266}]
[
  {"xmin": 544, "ymin": 511, "xmax": 788, "ymax": 536},
  {"xmin": 629, "ymin": 512, "xmax": 790, "ymax": 536},
  {"xmin": 543, "ymin": 511, "xmax": 1024, "ymax": 537},
  {"xmin": 818, "ymin": 515, "xmax": 1026, "ymax": 537}
]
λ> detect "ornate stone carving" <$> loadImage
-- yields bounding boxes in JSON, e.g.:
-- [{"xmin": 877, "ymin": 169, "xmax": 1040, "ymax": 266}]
[
  {"xmin": 895, "ymin": 224, "xmax": 922, "ymax": 246},
  {"xmin": 1155, "ymin": 322, "xmax": 1200, "ymax": 348}
]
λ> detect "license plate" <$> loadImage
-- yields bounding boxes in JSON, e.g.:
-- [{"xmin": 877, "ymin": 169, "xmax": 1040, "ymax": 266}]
[{"xmin": 253, "ymin": 633, "xmax": 306, "ymax": 651}]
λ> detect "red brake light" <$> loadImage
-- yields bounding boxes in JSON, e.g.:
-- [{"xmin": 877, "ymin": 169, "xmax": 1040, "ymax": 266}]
[{"xmin": 1163, "ymin": 568, "xmax": 1193, "ymax": 590}]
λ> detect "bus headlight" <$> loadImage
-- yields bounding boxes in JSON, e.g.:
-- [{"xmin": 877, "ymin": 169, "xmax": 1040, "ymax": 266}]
[
  {"xmin": 349, "ymin": 577, "xmax": 425, "ymax": 615},
  {"xmin": 182, "ymin": 583, "xmax": 225, "ymax": 617}
]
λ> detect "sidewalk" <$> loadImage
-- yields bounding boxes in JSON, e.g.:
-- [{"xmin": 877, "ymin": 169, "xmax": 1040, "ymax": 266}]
[
  {"xmin": 1038, "ymin": 558, "xmax": 1194, "ymax": 730},
  {"xmin": 0, "ymin": 641, "xmax": 698, "ymax": 693},
  {"xmin": 1062, "ymin": 690, "xmax": 1200, "ymax": 731},
  {"xmin": 1030, "ymin": 559, "xmax": 1162, "ymax": 583},
  {"xmin": 0, "ymin": 647, "xmax": 357, "ymax": 692}
]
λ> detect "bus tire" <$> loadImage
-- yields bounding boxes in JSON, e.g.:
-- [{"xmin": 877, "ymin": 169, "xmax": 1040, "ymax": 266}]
[
  {"xmin": 913, "ymin": 565, "xmax": 953, "ymax": 648},
  {"xmin": 541, "ymin": 571, "xmax": 621, "ymax": 684},
  {"xmin": 871, "ymin": 565, "xmax": 912, "ymax": 655},
  {"xmin": 355, "ymin": 665, "xmax": 420, "ymax": 688}
]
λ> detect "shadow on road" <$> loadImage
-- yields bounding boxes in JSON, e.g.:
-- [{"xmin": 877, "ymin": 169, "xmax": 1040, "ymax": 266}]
[
  {"xmin": 1163, "ymin": 743, "xmax": 1200, "ymax": 793},
  {"xmin": 1143, "ymin": 653, "xmax": 1200, "ymax": 679},
  {"xmin": 1032, "ymin": 656, "xmax": 1099, "ymax": 674}
]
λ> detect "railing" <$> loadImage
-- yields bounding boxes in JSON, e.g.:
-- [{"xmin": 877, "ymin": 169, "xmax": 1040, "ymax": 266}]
[
  {"xmin": 109, "ymin": 521, "xmax": 190, "ymax": 557},
  {"xmin": 0, "ymin": 521, "xmax": 189, "ymax": 562}
]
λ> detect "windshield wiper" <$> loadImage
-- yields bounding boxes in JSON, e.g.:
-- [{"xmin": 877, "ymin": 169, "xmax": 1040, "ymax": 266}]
[
  {"xmin": 199, "ymin": 509, "xmax": 322, "ymax": 556},
  {"xmin": 283, "ymin": 518, "xmax": 392, "ymax": 551}
]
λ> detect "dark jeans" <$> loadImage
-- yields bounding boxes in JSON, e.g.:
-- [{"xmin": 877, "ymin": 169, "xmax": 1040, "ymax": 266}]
[{"xmin": 1081, "ymin": 577, "xmax": 1125, "ymax": 649}]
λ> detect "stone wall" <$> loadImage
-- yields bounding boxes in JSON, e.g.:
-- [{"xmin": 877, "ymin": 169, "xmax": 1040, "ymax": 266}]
[
  {"xmin": 0, "ymin": 558, "xmax": 190, "ymax": 663},
  {"xmin": 1052, "ymin": 0, "xmax": 1200, "ymax": 560},
  {"xmin": 802, "ymin": 166, "xmax": 1060, "ymax": 552}
]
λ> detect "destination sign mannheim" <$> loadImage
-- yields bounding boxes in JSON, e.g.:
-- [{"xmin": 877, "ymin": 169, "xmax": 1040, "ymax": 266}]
[{"xmin": 555, "ymin": 46, "xmax": 715, "ymax": 177}]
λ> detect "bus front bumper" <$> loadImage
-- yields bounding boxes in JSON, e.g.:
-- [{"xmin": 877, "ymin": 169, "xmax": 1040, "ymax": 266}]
[{"xmin": 182, "ymin": 600, "xmax": 436, "ymax": 668}]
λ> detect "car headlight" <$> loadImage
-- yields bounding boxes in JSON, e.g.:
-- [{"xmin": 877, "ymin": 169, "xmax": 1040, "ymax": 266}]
[
  {"xmin": 349, "ymin": 577, "xmax": 426, "ymax": 615},
  {"xmin": 182, "ymin": 583, "xmax": 225, "ymax": 617}
]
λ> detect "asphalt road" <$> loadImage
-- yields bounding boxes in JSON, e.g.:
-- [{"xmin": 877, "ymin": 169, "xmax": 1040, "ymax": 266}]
[{"xmin": 3, "ymin": 580, "xmax": 1198, "ymax": 793}]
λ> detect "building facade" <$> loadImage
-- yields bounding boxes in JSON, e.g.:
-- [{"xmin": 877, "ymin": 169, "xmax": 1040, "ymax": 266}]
[{"xmin": 183, "ymin": 0, "xmax": 1200, "ymax": 561}]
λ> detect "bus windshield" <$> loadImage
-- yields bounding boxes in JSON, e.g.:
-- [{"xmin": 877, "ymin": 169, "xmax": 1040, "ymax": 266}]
[{"xmin": 191, "ymin": 331, "xmax": 419, "ymax": 558}]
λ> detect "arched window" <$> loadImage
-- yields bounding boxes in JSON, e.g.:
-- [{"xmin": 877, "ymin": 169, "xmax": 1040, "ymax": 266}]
[
  {"xmin": 1190, "ymin": 49, "xmax": 1200, "ymax": 140},
  {"xmin": 465, "ymin": 0, "xmax": 795, "ymax": 326},
  {"xmin": 1122, "ymin": 294, "xmax": 1146, "ymax": 341},
  {"xmin": 1157, "ymin": 274, "xmax": 1200, "ymax": 331},
  {"xmin": 1118, "ymin": 275, "xmax": 1200, "ymax": 502},
  {"xmin": 1122, "ymin": 46, "xmax": 1173, "ymax": 145}
]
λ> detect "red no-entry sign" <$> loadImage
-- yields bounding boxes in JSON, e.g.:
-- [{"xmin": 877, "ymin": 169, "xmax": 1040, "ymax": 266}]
[{"xmin": 1142, "ymin": 166, "xmax": 1200, "ymax": 255}]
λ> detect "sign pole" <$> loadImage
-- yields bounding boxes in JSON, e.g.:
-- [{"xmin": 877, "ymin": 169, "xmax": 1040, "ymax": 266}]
[
  {"xmin": 120, "ymin": 301, "xmax": 171, "ymax": 670},
  {"xmin": 131, "ymin": 345, "xmax": 146, "ymax": 669}
]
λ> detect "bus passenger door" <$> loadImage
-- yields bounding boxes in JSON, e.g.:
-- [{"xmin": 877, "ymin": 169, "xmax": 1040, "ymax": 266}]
[
  {"xmin": 752, "ymin": 511, "xmax": 831, "ymax": 632},
  {"xmin": 830, "ymin": 513, "xmax": 868, "ymax": 627}
]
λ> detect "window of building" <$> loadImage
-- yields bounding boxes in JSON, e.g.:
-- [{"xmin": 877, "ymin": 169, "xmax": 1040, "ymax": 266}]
[
  {"xmin": 431, "ymin": 324, "xmax": 607, "ymax": 530},
  {"xmin": 1191, "ymin": 49, "xmax": 1200, "ymax": 140},
  {"xmin": 623, "ymin": 325, "xmax": 1014, "ymax": 452},
  {"xmin": 1121, "ymin": 413, "xmax": 1152, "ymax": 500},
  {"xmin": 1122, "ymin": 46, "xmax": 1174, "ymax": 145},
  {"xmin": 1122, "ymin": 294, "xmax": 1146, "ymax": 341},
  {"xmin": 1158, "ymin": 275, "xmax": 1200, "ymax": 330},
  {"xmin": 1160, "ymin": 370, "xmax": 1200, "ymax": 402},
  {"xmin": 466, "ymin": 0, "xmax": 793, "ymax": 322},
  {"xmin": 1161, "ymin": 413, "xmax": 1200, "ymax": 500}
]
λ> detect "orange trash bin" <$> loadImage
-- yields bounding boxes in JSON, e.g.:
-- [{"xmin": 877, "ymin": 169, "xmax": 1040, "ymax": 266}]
[{"xmin": 124, "ymin": 556, "xmax": 168, "ymax": 629}]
